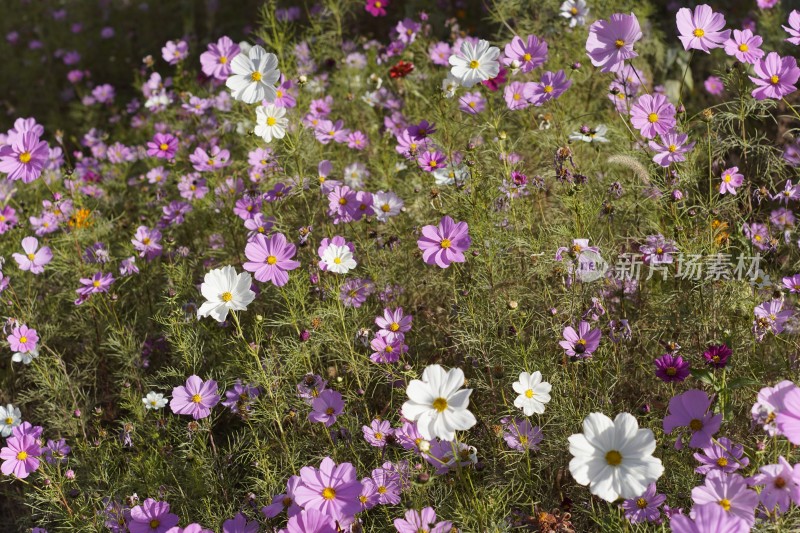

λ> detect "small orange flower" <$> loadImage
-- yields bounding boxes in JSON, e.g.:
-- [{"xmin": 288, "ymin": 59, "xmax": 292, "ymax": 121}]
[{"xmin": 68, "ymin": 208, "xmax": 93, "ymax": 229}]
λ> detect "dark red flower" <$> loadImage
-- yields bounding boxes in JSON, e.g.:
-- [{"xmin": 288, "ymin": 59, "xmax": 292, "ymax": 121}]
[
  {"xmin": 390, "ymin": 60, "xmax": 414, "ymax": 79},
  {"xmin": 703, "ymin": 343, "xmax": 732, "ymax": 369}
]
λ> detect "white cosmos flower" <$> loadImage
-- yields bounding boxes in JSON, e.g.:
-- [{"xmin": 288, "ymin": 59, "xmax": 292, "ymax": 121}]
[
  {"xmin": 433, "ymin": 164, "xmax": 469, "ymax": 186},
  {"xmin": 142, "ymin": 392, "xmax": 167, "ymax": 410},
  {"xmin": 0, "ymin": 403, "xmax": 22, "ymax": 437},
  {"xmin": 254, "ymin": 104, "xmax": 288, "ymax": 142},
  {"xmin": 560, "ymin": 0, "xmax": 589, "ymax": 28},
  {"xmin": 568, "ymin": 125, "xmax": 610, "ymax": 144},
  {"xmin": 11, "ymin": 347, "xmax": 38, "ymax": 365},
  {"xmin": 448, "ymin": 39, "xmax": 500, "ymax": 89},
  {"xmin": 402, "ymin": 364, "xmax": 477, "ymax": 441},
  {"xmin": 442, "ymin": 73, "xmax": 460, "ymax": 98},
  {"xmin": 512, "ymin": 371, "xmax": 552, "ymax": 416},
  {"xmin": 226, "ymin": 44, "xmax": 280, "ymax": 104},
  {"xmin": 371, "ymin": 190, "xmax": 404, "ymax": 222},
  {"xmin": 321, "ymin": 244, "xmax": 357, "ymax": 274},
  {"xmin": 197, "ymin": 265, "xmax": 256, "ymax": 323},
  {"xmin": 568, "ymin": 412, "xmax": 664, "ymax": 502}
]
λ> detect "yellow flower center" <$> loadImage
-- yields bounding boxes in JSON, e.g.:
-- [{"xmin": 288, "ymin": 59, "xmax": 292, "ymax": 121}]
[
  {"xmin": 276, "ymin": 90, "xmax": 283, "ymax": 98},
  {"xmin": 251, "ymin": 71, "xmax": 262, "ymax": 82},
  {"xmin": 605, "ymin": 450, "xmax": 622, "ymax": 466},
  {"xmin": 142, "ymin": 237, "xmax": 151, "ymax": 245},
  {"xmin": 191, "ymin": 394, "xmax": 202, "ymax": 403},
  {"xmin": 513, "ymin": 93, "xmax": 521, "ymax": 100},
  {"xmin": 377, "ymin": 485, "xmax": 387, "ymax": 494},
  {"xmin": 693, "ymin": 28, "xmax": 705, "ymax": 38},
  {"xmin": 716, "ymin": 457, "xmax": 728, "ymax": 467},
  {"xmin": 150, "ymin": 520, "xmax": 160, "ymax": 529},
  {"xmin": 267, "ymin": 256, "xmax": 277, "ymax": 265},
  {"xmin": 221, "ymin": 292, "xmax": 233, "ymax": 302},
  {"xmin": 267, "ymin": 117, "xmax": 277, "ymax": 126},
  {"xmin": 668, "ymin": 144, "xmax": 677, "ymax": 153},
  {"xmin": 525, "ymin": 389, "xmax": 534, "ymax": 398},
  {"xmin": 4, "ymin": 417, "xmax": 13, "ymax": 424},
  {"xmin": 440, "ymin": 238, "xmax": 452, "ymax": 249},
  {"xmin": 159, "ymin": 143, "xmax": 169, "ymax": 151},
  {"xmin": 385, "ymin": 345, "xmax": 393, "ymax": 353},
  {"xmin": 718, "ymin": 499, "xmax": 731, "ymax": 511},
  {"xmin": 375, "ymin": 0, "xmax": 382, "ymax": 6},
  {"xmin": 333, "ymin": 257, "xmax": 342, "ymax": 264},
  {"xmin": 571, "ymin": 7, "xmax": 578, "ymax": 14},
  {"xmin": 338, "ymin": 197, "xmax": 348, "ymax": 205},
  {"xmin": 375, "ymin": 432, "xmax": 383, "ymax": 440},
  {"xmin": 738, "ymin": 43, "xmax": 749, "ymax": 52},
  {"xmin": 771, "ymin": 75, "xmax": 780, "ymax": 84},
  {"xmin": 381, "ymin": 203, "xmax": 391, "ymax": 212},
  {"xmin": 647, "ymin": 113, "xmax": 659, "ymax": 123},
  {"xmin": 16, "ymin": 451, "xmax": 27, "ymax": 460},
  {"xmin": 322, "ymin": 487, "xmax": 336, "ymax": 500},
  {"xmin": 724, "ymin": 174, "xmax": 731, "ymax": 182},
  {"xmin": 544, "ymin": 85, "xmax": 553, "ymax": 93},
  {"xmin": 219, "ymin": 56, "xmax": 227, "ymax": 64},
  {"xmin": 519, "ymin": 435, "xmax": 528, "ymax": 445},
  {"xmin": 469, "ymin": 60, "xmax": 480, "ymax": 69},
  {"xmin": 19, "ymin": 336, "xmax": 27, "ymax": 344},
  {"xmin": 93, "ymin": 280, "xmax": 101, "ymax": 287},
  {"xmin": 523, "ymin": 53, "xmax": 531, "ymax": 61},
  {"xmin": 689, "ymin": 419, "xmax": 703, "ymax": 431},
  {"xmin": 389, "ymin": 322, "xmax": 400, "ymax": 332},
  {"xmin": 325, "ymin": 407, "xmax": 335, "ymax": 415},
  {"xmin": 18, "ymin": 151, "xmax": 31, "ymax": 164},
  {"xmin": 614, "ymin": 39, "xmax": 625, "ymax": 48},
  {"xmin": 432, "ymin": 397, "xmax": 448, "ymax": 412},
  {"xmin": 636, "ymin": 498, "xmax": 648, "ymax": 509}
]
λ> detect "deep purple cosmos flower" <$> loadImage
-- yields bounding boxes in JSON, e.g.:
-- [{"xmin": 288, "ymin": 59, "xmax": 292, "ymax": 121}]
[
  {"xmin": 128, "ymin": 499, "xmax": 180, "ymax": 533},
  {"xmin": 694, "ymin": 437, "xmax": 748, "ymax": 475},
  {"xmin": 294, "ymin": 457, "xmax": 363, "ymax": 522},
  {"xmin": 417, "ymin": 216, "xmax": 471, "ymax": 268},
  {"xmin": 585, "ymin": 13, "xmax": 643, "ymax": 73},
  {"xmin": 640, "ymin": 234, "xmax": 677, "ymax": 265},
  {"xmin": 243, "ymin": 232, "xmax": 300, "ymax": 287},
  {"xmin": 0, "ymin": 131, "xmax": 49, "ymax": 183},
  {"xmin": 559, "ymin": 321, "xmax": 601, "ymax": 359},
  {"xmin": 691, "ymin": 472, "xmax": 758, "ymax": 527},
  {"xmin": 703, "ymin": 343, "xmax": 731, "ymax": 369},
  {"xmin": 309, "ymin": 389, "xmax": 344, "ymax": 427},
  {"xmin": 749, "ymin": 52, "xmax": 800, "ymax": 100},
  {"xmin": 222, "ymin": 513, "xmax": 259, "ymax": 533},
  {"xmin": 221, "ymin": 380, "xmax": 260, "ymax": 414},
  {"xmin": 629, "ymin": 94, "xmax": 676, "ymax": 139},
  {"xmin": 170, "ymin": 375, "xmax": 220, "ymax": 420},
  {"xmin": 146, "ymin": 133, "xmax": 178, "ymax": 160},
  {"xmin": 620, "ymin": 483, "xmax": 665, "ymax": 524},
  {"xmin": 663, "ymin": 389, "xmax": 722, "ymax": 449},
  {"xmin": 676, "ymin": 5, "xmax": 730, "ymax": 52},
  {"xmin": 200, "ymin": 36, "xmax": 239, "ymax": 80},
  {"xmin": 654, "ymin": 353, "xmax": 690, "ymax": 383},
  {"xmin": 0, "ymin": 434, "xmax": 41, "ymax": 479}
]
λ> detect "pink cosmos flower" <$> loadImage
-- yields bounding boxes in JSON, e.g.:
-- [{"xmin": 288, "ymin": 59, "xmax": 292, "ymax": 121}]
[
  {"xmin": 0, "ymin": 205, "xmax": 18, "ymax": 233},
  {"xmin": 146, "ymin": 133, "xmax": 178, "ymax": 160},
  {"xmin": 243, "ymin": 232, "xmax": 300, "ymax": 287},
  {"xmin": 528, "ymin": 70, "xmax": 572, "ymax": 105},
  {"xmin": 676, "ymin": 5, "xmax": 731, "ymax": 53},
  {"xmin": 458, "ymin": 92, "xmax": 485, "ymax": 114},
  {"xmin": 691, "ymin": 472, "xmax": 758, "ymax": 527},
  {"xmin": 393, "ymin": 507, "xmax": 453, "ymax": 533},
  {"xmin": 417, "ymin": 215, "xmax": 471, "ymax": 268},
  {"xmin": 12, "ymin": 236, "xmax": 52, "ymax": 274},
  {"xmin": 131, "ymin": 226, "xmax": 163, "ymax": 261},
  {"xmin": 162, "ymin": 40, "xmax": 188, "ymax": 65},
  {"xmin": 629, "ymin": 93, "xmax": 676, "ymax": 139},
  {"xmin": 294, "ymin": 457, "xmax": 363, "ymax": 522},
  {"xmin": 504, "ymin": 81, "xmax": 533, "ymax": 110},
  {"xmin": 285, "ymin": 509, "xmax": 336, "ymax": 533},
  {"xmin": 417, "ymin": 151, "xmax": 447, "ymax": 172},
  {"xmin": 370, "ymin": 333, "xmax": 407, "ymax": 363},
  {"xmin": 776, "ymin": 386, "xmax": 800, "ymax": 444},
  {"xmin": 663, "ymin": 389, "xmax": 722, "ymax": 449},
  {"xmin": 585, "ymin": 13, "xmax": 643, "ymax": 73},
  {"xmin": 724, "ymin": 29, "xmax": 763, "ymax": 64},
  {"xmin": 749, "ymin": 52, "xmax": 800, "ymax": 100},
  {"xmin": 502, "ymin": 34, "xmax": 548, "ymax": 73},
  {"xmin": 0, "ymin": 131, "xmax": 49, "ymax": 183},
  {"xmin": 375, "ymin": 307, "xmax": 412, "ymax": 341},
  {"xmin": 189, "ymin": 146, "xmax": 231, "ymax": 172},
  {"xmin": 128, "ymin": 498, "xmax": 180, "ymax": 533},
  {"xmin": 170, "ymin": 375, "xmax": 220, "ymax": 420},
  {"xmin": 559, "ymin": 321, "xmax": 601, "ymax": 359},
  {"xmin": 716, "ymin": 166, "xmax": 743, "ymax": 195},
  {"xmin": 783, "ymin": 10, "xmax": 800, "ymax": 45},
  {"xmin": 0, "ymin": 434, "xmax": 41, "ymax": 479},
  {"xmin": 308, "ymin": 389, "xmax": 344, "ymax": 427},
  {"xmin": 200, "ymin": 36, "xmax": 240, "ymax": 80},
  {"xmin": 76, "ymin": 272, "xmax": 115, "ymax": 299},
  {"xmin": 365, "ymin": 0, "xmax": 389, "ymax": 17},
  {"xmin": 165, "ymin": 525, "xmax": 212, "ymax": 533},
  {"xmin": 8, "ymin": 324, "xmax": 38, "ymax": 354},
  {"xmin": 362, "ymin": 419, "xmax": 393, "ymax": 447},
  {"xmin": 670, "ymin": 502, "xmax": 749, "ymax": 533},
  {"xmin": 747, "ymin": 456, "xmax": 800, "ymax": 513},
  {"xmin": 649, "ymin": 131, "xmax": 696, "ymax": 167}
]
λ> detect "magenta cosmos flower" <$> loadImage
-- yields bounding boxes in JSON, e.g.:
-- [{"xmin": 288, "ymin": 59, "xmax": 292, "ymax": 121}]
[
  {"xmin": 691, "ymin": 472, "xmax": 758, "ymax": 527},
  {"xmin": 654, "ymin": 353, "xmax": 690, "ymax": 383},
  {"xmin": 502, "ymin": 34, "xmax": 548, "ymax": 73},
  {"xmin": 200, "ymin": 36, "xmax": 240, "ymax": 80},
  {"xmin": 243, "ymin": 232, "xmax": 300, "ymax": 287},
  {"xmin": 676, "ymin": 5, "xmax": 730, "ymax": 53},
  {"xmin": 0, "ymin": 131, "xmax": 49, "ymax": 183},
  {"xmin": 12, "ymin": 236, "xmax": 52, "ymax": 274},
  {"xmin": 417, "ymin": 215, "xmax": 471, "ymax": 268},
  {"xmin": 749, "ymin": 52, "xmax": 800, "ymax": 100},
  {"xmin": 663, "ymin": 389, "xmax": 721, "ymax": 449},
  {"xmin": 393, "ymin": 507, "xmax": 452, "ymax": 533},
  {"xmin": 649, "ymin": 131, "xmax": 696, "ymax": 167},
  {"xmin": 724, "ymin": 29, "xmax": 763, "ymax": 64},
  {"xmin": 308, "ymin": 389, "xmax": 344, "ymax": 427},
  {"xmin": 146, "ymin": 133, "xmax": 178, "ymax": 160},
  {"xmin": 670, "ymin": 502, "xmax": 749, "ymax": 533},
  {"xmin": 293, "ymin": 457, "xmax": 363, "ymax": 522},
  {"xmin": 128, "ymin": 498, "xmax": 180, "ymax": 533},
  {"xmin": 559, "ymin": 321, "xmax": 601, "ymax": 359},
  {"xmin": 629, "ymin": 94, "xmax": 676, "ymax": 139},
  {"xmin": 8, "ymin": 324, "xmax": 38, "ymax": 353},
  {"xmin": 0, "ymin": 434, "xmax": 41, "ymax": 479},
  {"xmin": 170, "ymin": 375, "xmax": 220, "ymax": 420},
  {"xmin": 585, "ymin": 13, "xmax": 643, "ymax": 73},
  {"xmin": 365, "ymin": 0, "xmax": 389, "ymax": 18},
  {"xmin": 719, "ymin": 166, "xmax": 743, "ymax": 195}
]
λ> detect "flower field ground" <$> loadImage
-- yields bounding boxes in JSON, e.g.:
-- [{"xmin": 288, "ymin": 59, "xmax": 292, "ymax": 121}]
[{"xmin": 2, "ymin": 0, "xmax": 800, "ymax": 531}]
